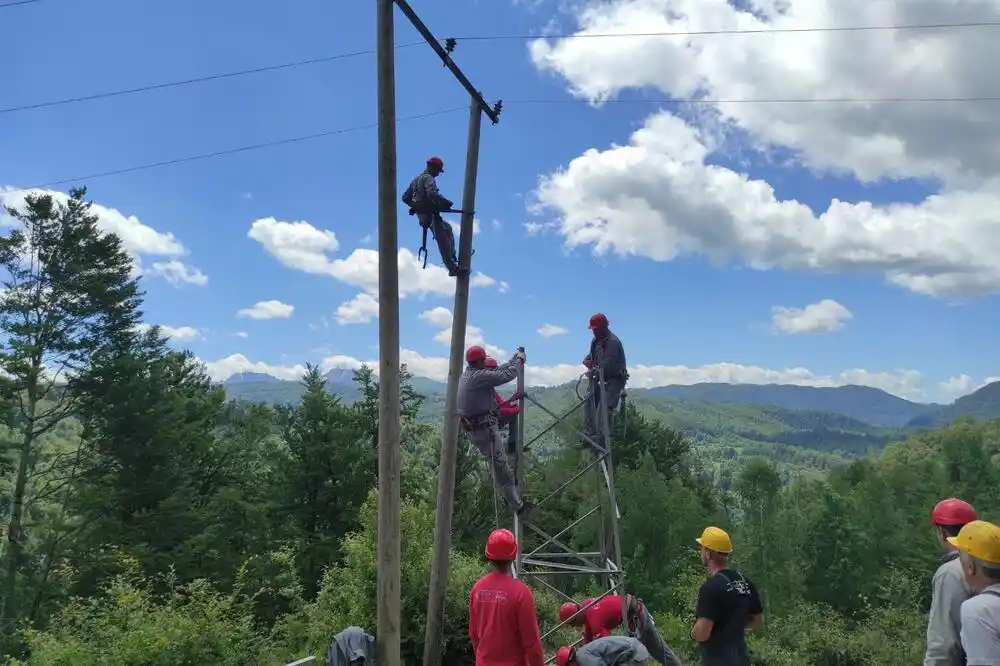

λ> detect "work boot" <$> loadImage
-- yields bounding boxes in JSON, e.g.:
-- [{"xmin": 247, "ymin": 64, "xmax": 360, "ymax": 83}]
[
  {"xmin": 516, "ymin": 497, "xmax": 535, "ymax": 518},
  {"xmin": 448, "ymin": 265, "xmax": 470, "ymax": 278}
]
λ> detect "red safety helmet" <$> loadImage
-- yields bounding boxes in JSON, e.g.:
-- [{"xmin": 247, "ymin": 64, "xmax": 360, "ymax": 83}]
[
  {"xmin": 466, "ymin": 346, "xmax": 486, "ymax": 364},
  {"xmin": 932, "ymin": 498, "xmax": 977, "ymax": 526},
  {"xmin": 484, "ymin": 528, "xmax": 518, "ymax": 561},
  {"xmin": 589, "ymin": 313, "xmax": 608, "ymax": 330},
  {"xmin": 555, "ymin": 646, "xmax": 574, "ymax": 666},
  {"xmin": 558, "ymin": 602, "xmax": 579, "ymax": 623},
  {"xmin": 485, "ymin": 357, "xmax": 498, "ymax": 369},
  {"xmin": 427, "ymin": 156, "xmax": 444, "ymax": 172}
]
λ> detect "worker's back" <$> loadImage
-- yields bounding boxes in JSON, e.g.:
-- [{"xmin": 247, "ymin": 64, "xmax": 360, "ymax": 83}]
[
  {"xmin": 469, "ymin": 570, "xmax": 544, "ymax": 666},
  {"xmin": 582, "ymin": 595, "xmax": 625, "ymax": 642},
  {"xmin": 575, "ymin": 636, "xmax": 649, "ymax": 666}
]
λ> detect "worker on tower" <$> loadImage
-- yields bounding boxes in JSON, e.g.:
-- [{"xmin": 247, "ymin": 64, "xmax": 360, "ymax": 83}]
[
  {"xmin": 949, "ymin": 520, "xmax": 1000, "ymax": 665},
  {"xmin": 555, "ymin": 637, "xmax": 650, "ymax": 666},
  {"xmin": 926, "ymin": 498, "xmax": 978, "ymax": 666},
  {"xmin": 691, "ymin": 527, "xmax": 764, "ymax": 666},
  {"xmin": 458, "ymin": 346, "xmax": 532, "ymax": 516},
  {"xmin": 485, "ymin": 356, "xmax": 523, "ymax": 454},
  {"xmin": 401, "ymin": 156, "xmax": 467, "ymax": 277},
  {"xmin": 558, "ymin": 595, "xmax": 681, "ymax": 666},
  {"xmin": 582, "ymin": 313, "xmax": 627, "ymax": 446},
  {"xmin": 469, "ymin": 528, "xmax": 545, "ymax": 666}
]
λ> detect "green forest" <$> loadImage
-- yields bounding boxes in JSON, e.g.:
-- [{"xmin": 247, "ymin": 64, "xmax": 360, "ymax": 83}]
[{"xmin": 2, "ymin": 189, "xmax": 1000, "ymax": 665}]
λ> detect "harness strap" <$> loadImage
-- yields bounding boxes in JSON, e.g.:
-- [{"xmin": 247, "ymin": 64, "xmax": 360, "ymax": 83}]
[{"xmin": 418, "ymin": 224, "xmax": 429, "ymax": 269}]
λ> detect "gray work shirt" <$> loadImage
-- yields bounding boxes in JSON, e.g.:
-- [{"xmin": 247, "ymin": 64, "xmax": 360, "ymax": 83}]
[
  {"xmin": 926, "ymin": 552, "xmax": 975, "ymax": 666},
  {"xmin": 457, "ymin": 355, "xmax": 521, "ymax": 417},
  {"xmin": 401, "ymin": 170, "xmax": 452, "ymax": 213},
  {"xmin": 961, "ymin": 584, "xmax": 1000, "ymax": 666},
  {"xmin": 574, "ymin": 636, "xmax": 649, "ymax": 666}
]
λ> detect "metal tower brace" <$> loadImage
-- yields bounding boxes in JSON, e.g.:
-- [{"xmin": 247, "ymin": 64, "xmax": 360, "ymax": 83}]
[{"xmin": 510, "ymin": 363, "xmax": 629, "ymax": 651}]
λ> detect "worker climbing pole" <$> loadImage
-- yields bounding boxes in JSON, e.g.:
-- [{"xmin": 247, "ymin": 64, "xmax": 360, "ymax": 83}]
[
  {"xmin": 510, "ymin": 313, "xmax": 632, "ymax": 663},
  {"xmin": 389, "ymin": 4, "xmax": 506, "ymax": 666}
]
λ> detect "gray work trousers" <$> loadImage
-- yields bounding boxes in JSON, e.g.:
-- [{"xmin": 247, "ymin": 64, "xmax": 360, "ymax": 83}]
[
  {"xmin": 465, "ymin": 417, "xmax": 522, "ymax": 511},
  {"xmin": 417, "ymin": 212, "xmax": 458, "ymax": 272},
  {"xmin": 583, "ymin": 376, "xmax": 625, "ymax": 438},
  {"xmin": 630, "ymin": 604, "xmax": 682, "ymax": 666}
]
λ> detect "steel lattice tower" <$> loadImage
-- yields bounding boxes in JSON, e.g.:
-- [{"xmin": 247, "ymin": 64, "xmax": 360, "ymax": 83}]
[{"xmin": 510, "ymin": 364, "xmax": 629, "ymax": 659}]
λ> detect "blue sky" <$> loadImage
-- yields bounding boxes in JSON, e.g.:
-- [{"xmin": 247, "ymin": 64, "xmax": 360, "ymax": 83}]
[{"xmin": 3, "ymin": 0, "xmax": 998, "ymax": 402}]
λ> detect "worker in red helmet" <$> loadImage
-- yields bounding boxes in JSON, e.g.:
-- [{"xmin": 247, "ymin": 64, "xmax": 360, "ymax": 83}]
[
  {"xmin": 458, "ymin": 346, "xmax": 532, "ymax": 516},
  {"xmin": 926, "ymin": 497, "xmax": 978, "ymax": 666},
  {"xmin": 581, "ymin": 313, "xmax": 628, "ymax": 449},
  {"xmin": 401, "ymin": 155, "xmax": 467, "ymax": 277},
  {"xmin": 558, "ymin": 595, "xmax": 680, "ymax": 666},
  {"xmin": 469, "ymin": 529, "xmax": 544, "ymax": 666},
  {"xmin": 555, "ymin": 637, "xmax": 649, "ymax": 666},
  {"xmin": 485, "ymin": 356, "xmax": 524, "ymax": 454}
]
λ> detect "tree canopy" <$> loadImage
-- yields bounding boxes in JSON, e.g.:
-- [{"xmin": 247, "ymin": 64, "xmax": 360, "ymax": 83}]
[{"xmin": 0, "ymin": 189, "xmax": 997, "ymax": 665}]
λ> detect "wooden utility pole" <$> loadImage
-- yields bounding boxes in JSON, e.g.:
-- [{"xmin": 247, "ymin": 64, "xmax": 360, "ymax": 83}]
[
  {"xmin": 375, "ymin": 2, "xmax": 401, "ymax": 666},
  {"xmin": 386, "ymin": 4, "xmax": 502, "ymax": 666},
  {"xmin": 424, "ymin": 96, "xmax": 482, "ymax": 666}
]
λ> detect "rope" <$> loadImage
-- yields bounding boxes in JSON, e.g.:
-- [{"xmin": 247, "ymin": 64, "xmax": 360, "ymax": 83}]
[{"xmin": 486, "ymin": 417, "xmax": 501, "ymax": 530}]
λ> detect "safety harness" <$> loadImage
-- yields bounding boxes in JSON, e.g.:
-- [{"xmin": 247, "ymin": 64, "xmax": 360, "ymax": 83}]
[
  {"xmin": 409, "ymin": 207, "xmax": 473, "ymax": 270},
  {"xmin": 460, "ymin": 410, "xmax": 504, "ymax": 529}
]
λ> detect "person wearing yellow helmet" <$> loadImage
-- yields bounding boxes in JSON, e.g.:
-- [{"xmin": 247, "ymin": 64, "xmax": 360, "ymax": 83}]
[
  {"xmin": 690, "ymin": 527, "xmax": 763, "ymax": 666},
  {"xmin": 949, "ymin": 520, "xmax": 1000, "ymax": 665}
]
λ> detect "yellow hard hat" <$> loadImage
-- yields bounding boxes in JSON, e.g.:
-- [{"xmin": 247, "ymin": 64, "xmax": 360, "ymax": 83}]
[
  {"xmin": 948, "ymin": 520, "xmax": 1000, "ymax": 565},
  {"xmin": 696, "ymin": 526, "xmax": 733, "ymax": 554}
]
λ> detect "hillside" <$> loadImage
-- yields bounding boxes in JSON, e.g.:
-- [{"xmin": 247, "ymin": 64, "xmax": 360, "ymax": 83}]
[
  {"xmin": 642, "ymin": 382, "xmax": 937, "ymax": 427},
  {"xmin": 222, "ymin": 370, "xmax": 909, "ymax": 473},
  {"xmin": 908, "ymin": 380, "xmax": 1000, "ymax": 428}
]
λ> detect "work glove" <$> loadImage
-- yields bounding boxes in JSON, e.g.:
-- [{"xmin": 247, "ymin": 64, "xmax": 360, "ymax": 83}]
[
  {"xmin": 583, "ymin": 356, "xmax": 593, "ymax": 369},
  {"xmin": 509, "ymin": 390, "xmax": 525, "ymax": 402},
  {"xmin": 514, "ymin": 349, "xmax": 527, "ymax": 365}
]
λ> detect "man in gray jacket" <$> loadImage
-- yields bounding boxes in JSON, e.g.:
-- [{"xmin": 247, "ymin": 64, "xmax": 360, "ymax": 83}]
[
  {"xmin": 582, "ymin": 313, "xmax": 627, "ymax": 447},
  {"xmin": 556, "ymin": 636, "xmax": 650, "ymax": 666},
  {"xmin": 926, "ymin": 497, "xmax": 979, "ymax": 666},
  {"xmin": 457, "ymin": 345, "xmax": 531, "ymax": 516},
  {"xmin": 401, "ymin": 156, "xmax": 467, "ymax": 277}
]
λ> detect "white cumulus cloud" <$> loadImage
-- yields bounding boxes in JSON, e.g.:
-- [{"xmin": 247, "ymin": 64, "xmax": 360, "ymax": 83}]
[
  {"xmin": 201, "ymin": 351, "xmax": 935, "ymax": 400},
  {"xmin": 335, "ymin": 293, "xmax": 379, "ymax": 325},
  {"xmin": 538, "ymin": 323, "xmax": 569, "ymax": 338},
  {"xmin": 939, "ymin": 373, "xmax": 1000, "ymax": 403},
  {"xmin": 418, "ymin": 306, "xmax": 453, "ymax": 328},
  {"xmin": 237, "ymin": 300, "xmax": 294, "ymax": 320},
  {"xmin": 159, "ymin": 325, "xmax": 201, "ymax": 341},
  {"xmin": 771, "ymin": 299, "xmax": 853, "ymax": 334},
  {"xmin": 0, "ymin": 187, "xmax": 207, "ymax": 287},
  {"xmin": 248, "ymin": 217, "xmax": 504, "ymax": 297},
  {"xmin": 418, "ymin": 306, "xmax": 507, "ymax": 358},
  {"xmin": 524, "ymin": 0, "xmax": 1000, "ymax": 297}
]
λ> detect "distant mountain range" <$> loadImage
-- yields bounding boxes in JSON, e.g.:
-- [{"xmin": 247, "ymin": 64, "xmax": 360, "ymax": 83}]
[
  {"xmin": 219, "ymin": 369, "xmax": 1000, "ymax": 472},
  {"xmin": 221, "ymin": 369, "xmax": 1000, "ymax": 430}
]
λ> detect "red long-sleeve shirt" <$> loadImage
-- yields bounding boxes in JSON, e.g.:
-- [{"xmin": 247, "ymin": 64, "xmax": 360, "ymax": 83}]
[
  {"xmin": 494, "ymin": 392, "xmax": 520, "ymax": 419},
  {"xmin": 581, "ymin": 595, "xmax": 626, "ymax": 643},
  {"xmin": 469, "ymin": 570, "xmax": 544, "ymax": 666}
]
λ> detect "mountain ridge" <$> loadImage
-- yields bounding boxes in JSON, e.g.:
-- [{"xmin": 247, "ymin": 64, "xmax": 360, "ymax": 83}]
[{"xmin": 217, "ymin": 368, "xmax": 999, "ymax": 431}]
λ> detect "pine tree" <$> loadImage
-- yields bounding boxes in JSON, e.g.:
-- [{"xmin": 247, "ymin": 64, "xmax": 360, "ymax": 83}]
[{"xmin": 0, "ymin": 188, "xmax": 141, "ymax": 630}]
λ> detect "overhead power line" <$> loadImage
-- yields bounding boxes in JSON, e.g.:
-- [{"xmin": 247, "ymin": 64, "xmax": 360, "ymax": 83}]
[
  {"xmin": 7, "ymin": 107, "xmax": 466, "ymax": 193},
  {"xmin": 6, "ymin": 93, "xmax": 996, "ymax": 193},
  {"xmin": 457, "ymin": 20, "xmax": 1000, "ymax": 42},
  {"xmin": 506, "ymin": 95, "xmax": 1000, "ymax": 105},
  {"xmin": 0, "ymin": 0, "xmax": 42, "ymax": 7},
  {"xmin": 0, "ymin": 42, "xmax": 424, "ymax": 115},
  {"xmin": 4, "ymin": 20, "xmax": 999, "ymax": 115}
]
